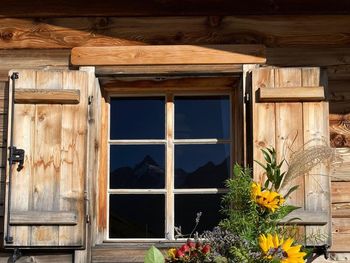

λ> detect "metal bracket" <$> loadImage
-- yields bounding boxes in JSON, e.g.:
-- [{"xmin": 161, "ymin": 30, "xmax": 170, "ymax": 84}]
[{"xmin": 8, "ymin": 146, "xmax": 25, "ymax": 171}]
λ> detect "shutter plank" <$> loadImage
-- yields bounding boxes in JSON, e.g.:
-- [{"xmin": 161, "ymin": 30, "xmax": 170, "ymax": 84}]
[
  {"xmin": 59, "ymin": 71, "xmax": 87, "ymax": 246},
  {"xmin": 31, "ymin": 71, "xmax": 63, "ymax": 246},
  {"xmin": 5, "ymin": 69, "xmax": 88, "ymax": 248},
  {"xmin": 252, "ymin": 68, "xmax": 276, "ymax": 183},
  {"xmin": 302, "ymin": 68, "xmax": 331, "ymax": 246},
  {"xmin": 280, "ymin": 211, "xmax": 328, "ymax": 225},
  {"xmin": 6, "ymin": 70, "xmax": 36, "ymax": 246},
  {"xmin": 15, "ymin": 89, "xmax": 80, "ymax": 104},
  {"xmin": 275, "ymin": 68, "xmax": 305, "ymax": 208},
  {"xmin": 10, "ymin": 211, "xmax": 77, "ymax": 225},
  {"xmin": 257, "ymin": 86, "xmax": 325, "ymax": 102}
]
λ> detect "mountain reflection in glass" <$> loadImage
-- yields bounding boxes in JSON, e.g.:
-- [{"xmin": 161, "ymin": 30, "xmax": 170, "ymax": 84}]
[
  {"xmin": 109, "ymin": 195, "xmax": 165, "ymax": 238},
  {"xmin": 175, "ymin": 96, "xmax": 230, "ymax": 139},
  {"xmin": 175, "ymin": 144, "xmax": 230, "ymax": 188},
  {"xmin": 110, "ymin": 145, "xmax": 165, "ymax": 189},
  {"xmin": 110, "ymin": 97, "xmax": 165, "ymax": 139},
  {"xmin": 175, "ymin": 194, "xmax": 223, "ymax": 236}
]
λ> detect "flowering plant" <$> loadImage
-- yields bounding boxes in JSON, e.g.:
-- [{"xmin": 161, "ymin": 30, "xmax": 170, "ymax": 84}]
[
  {"xmin": 165, "ymin": 240, "xmax": 211, "ymax": 262},
  {"xmin": 145, "ymin": 147, "xmax": 308, "ymax": 263}
]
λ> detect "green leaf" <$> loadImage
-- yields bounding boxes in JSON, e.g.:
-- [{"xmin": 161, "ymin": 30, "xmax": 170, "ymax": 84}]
[
  {"xmin": 233, "ymin": 164, "xmax": 243, "ymax": 177},
  {"xmin": 279, "ymin": 205, "xmax": 301, "ymax": 218},
  {"xmin": 144, "ymin": 246, "xmax": 165, "ymax": 263},
  {"xmin": 261, "ymin": 149, "xmax": 272, "ymax": 163},
  {"xmin": 284, "ymin": 185, "xmax": 299, "ymax": 199}
]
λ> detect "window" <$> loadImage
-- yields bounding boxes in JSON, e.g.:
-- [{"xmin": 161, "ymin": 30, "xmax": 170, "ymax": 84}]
[{"xmin": 107, "ymin": 90, "xmax": 235, "ymax": 241}]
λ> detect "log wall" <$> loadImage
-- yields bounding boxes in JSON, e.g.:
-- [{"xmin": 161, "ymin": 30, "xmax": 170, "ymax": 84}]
[{"xmin": 0, "ymin": 15, "xmax": 349, "ymax": 262}]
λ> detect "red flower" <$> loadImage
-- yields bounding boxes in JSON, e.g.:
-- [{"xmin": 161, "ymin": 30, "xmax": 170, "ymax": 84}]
[
  {"xmin": 175, "ymin": 249, "xmax": 185, "ymax": 258},
  {"xmin": 187, "ymin": 240, "xmax": 196, "ymax": 250},
  {"xmin": 201, "ymin": 244, "xmax": 211, "ymax": 254},
  {"xmin": 179, "ymin": 244, "xmax": 190, "ymax": 253}
]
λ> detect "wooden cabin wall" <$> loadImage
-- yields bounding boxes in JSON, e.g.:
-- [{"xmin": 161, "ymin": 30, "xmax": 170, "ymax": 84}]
[{"xmin": 0, "ymin": 15, "xmax": 350, "ymax": 262}]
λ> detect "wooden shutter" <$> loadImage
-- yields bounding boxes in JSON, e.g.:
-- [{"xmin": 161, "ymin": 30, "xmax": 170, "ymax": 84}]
[
  {"xmin": 4, "ymin": 69, "xmax": 88, "ymax": 248},
  {"xmin": 250, "ymin": 67, "xmax": 331, "ymax": 246}
]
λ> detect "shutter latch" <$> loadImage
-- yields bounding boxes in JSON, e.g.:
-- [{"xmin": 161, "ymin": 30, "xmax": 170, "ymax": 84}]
[{"xmin": 8, "ymin": 146, "xmax": 25, "ymax": 171}]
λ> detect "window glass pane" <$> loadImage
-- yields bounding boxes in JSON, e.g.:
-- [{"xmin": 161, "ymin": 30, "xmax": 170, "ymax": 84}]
[
  {"xmin": 110, "ymin": 97, "xmax": 165, "ymax": 139},
  {"xmin": 175, "ymin": 144, "xmax": 230, "ymax": 188},
  {"xmin": 110, "ymin": 145, "xmax": 165, "ymax": 189},
  {"xmin": 175, "ymin": 96, "xmax": 230, "ymax": 139},
  {"xmin": 175, "ymin": 194, "xmax": 223, "ymax": 236},
  {"xmin": 109, "ymin": 195, "xmax": 165, "ymax": 238}
]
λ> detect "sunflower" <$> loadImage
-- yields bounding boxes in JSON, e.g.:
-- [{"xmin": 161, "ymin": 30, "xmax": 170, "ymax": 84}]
[
  {"xmin": 251, "ymin": 182, "xmax": 285, "ymax": 212},
  {"xmin": 258, "ymin": 234, "xmax": 307, "ymax": 263}
]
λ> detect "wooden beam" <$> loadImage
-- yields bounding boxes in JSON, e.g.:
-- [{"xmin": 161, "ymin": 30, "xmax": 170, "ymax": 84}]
[
  {"xmin": 95, "ymin": 64, "xmax": 242, "ymax": 76},
  {"xmin": 332, "ymin": 182, "xmax": 350, "ymax": 203},
  {"xmin": 15, "ymin": 89, "xmax": 80, "ymax": 104},
  {"xmin": 279, "ymin": 211, "xmax": 328, "ymax": 225},
  {"xmin": 1, "ymin": 0, "xmax": 350, "ymax": 17},
  {"xmin": 2, "ymin": 17, "xmax": 350, "ymax": 49},
  {"xmin": 257, "ymin": 87, "xmax": 325, "ymax": 102},
  {"xmin": 331, "ymin": 148, "xmax": 350, "ymax": 181},
  {"xmin": 10, "ymin": 211, "xmax": 78, "ymax": 225},
  {"xmin": 71, "ymin": 45, "xmax": 266, "ymax": 66},
  {"xmin": 330, "ymin": 114, "xmax": 350, "ymax": 148}
]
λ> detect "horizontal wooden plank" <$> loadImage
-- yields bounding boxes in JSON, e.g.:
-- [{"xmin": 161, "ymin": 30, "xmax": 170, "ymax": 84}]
[
  {"xmin": 101, "ymin": 76, "xmax": 239, "ymax": 93},
  {"xmin": 331, "ymin": 148, "xmax": 350, "ymax": 181},
  {"xmin": 280, "ymin": 210, "xmax": 328, "ymax": 225},
  {"xmin": 14, "ymin": 89, "xmax": 80, "ymax": 104},
  {"xmin": 2, "ymin": 17, "xmax": 350, "ymax": 50},
  {"xmin": 332, "ymin": 203, "xmax": 350, "ymax": 218},
  {"xmin": 10, "ymin": 211, "xmax": 78, "ymax": 225},
  {"xmin": 96, "ymin": 64, "xmax": 243, "ymax": 76},
  {"xmin": 331, "ymin": 233, "xmax": 350, "ymax": 252},
  {"xmin": 71, "ymin": 45, "xmax": 266, "ymax": 66},
  {"xmin": 1, "ymin": 0, "xmax": 350, "ymax": 17},
  {"xmin": 332, "ymin": 182, "xmax": 350, "ymax": 203},
  {"xmin": 0, "ymin": 254, "xmax": 73, "ymax": 263},
  {"xmin": 329, "ymin": 80, "xmax": 350, "ymax": 115},
  {"xmin": 257, "ymin": 87, "xmax": 325, "ymax": 102},
  {"xmin": 333, "ymin": 218, "xmax": 350, "ymax": 234}
]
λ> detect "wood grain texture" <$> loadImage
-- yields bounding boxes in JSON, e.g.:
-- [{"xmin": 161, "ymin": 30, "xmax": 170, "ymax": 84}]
[
  {"xmin": 95, "ymin": 64, "xmax": 243, "ymax": 76},
  {"xmin": 4, "ymin": 70, "xmax": 88, "ymax": 248},
  {"xmin": 251, "ymin": 67, "xmax": 276, "ymax": 184},
  {"xmin": 302, "ymin": 68, "xmax": 331, "ymax": 246},
  {"xmin": 257, "ymin": 87, "xmax": 325, "ymax": 102},
  {"xmin": 0, "ymin": 253, "xmax": 73, "ymax": 263},
  {"xmin": 331, "ymin": 148, "xmax": 350, "ymax": 181},
  {"xmin": 1, "ymin": 16, "xmax": 350, "ymax": 49},
  {"xmin": 330, "ymin": 114, "xmax": 350, "ymax": 148},
  {"xmin": 332, "ymin": 182, "xmax": 350, "ymax": 203},
  {"xmin": 59, "ymin": 71, "xmax": 88, "ymax": 247},
  {"xmin": 10, "ymin": 211, "xmax": 77, "ymax": 225},
  {"xmin": 15, "ymin": 89, "xmax": 80, "ymax": 104},
  {"xmin": 71, "ymin": 45, "xmax": 266, "ymax": 66},
  {"xmin": 1, "ymin": 0, "xmax": 350, "ymax": 17},
  {"xmin": 251, "ymin": 67, "xmax": 331, "ymax": 246},
  {"xmin": 280, "ymin": 211, "xmax": 328, "ymax": 225},
  {"xmin": 332, "ymin": 203, "xmax": 350, "ymax": 218},
  {"xmin": 274, "ymin": 68, "xmax": 304, "ymax": 209}
]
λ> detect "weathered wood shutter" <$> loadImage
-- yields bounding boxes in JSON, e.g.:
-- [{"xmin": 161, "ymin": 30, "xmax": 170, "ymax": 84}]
[
  {"xmin": 4, "ymin": 69, "xmax": 88, "ymax": 248},
  {"xmin": 250, "ymin": 67, "xmax": 331, "ymax": 246}
]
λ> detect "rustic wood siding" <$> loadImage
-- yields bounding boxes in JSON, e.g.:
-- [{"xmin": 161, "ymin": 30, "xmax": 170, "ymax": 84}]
[{"xmin": 0, "ymin": 14, "xmax": 348, "ymax": 262}]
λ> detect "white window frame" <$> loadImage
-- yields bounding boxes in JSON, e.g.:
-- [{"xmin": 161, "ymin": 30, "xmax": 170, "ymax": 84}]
[{"xmin": 106, "ymin": 91, "xmax": 234, "ymax": 242}]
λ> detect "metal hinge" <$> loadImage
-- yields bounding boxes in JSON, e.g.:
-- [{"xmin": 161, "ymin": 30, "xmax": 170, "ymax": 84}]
[
  {"xmin": 8, "ymin": 146, "xmax": 25, "ymax": 171},
  {"xmin": 244, "ymin": 93, "xmax": 250, "ymax": 103},
  {"xmin": 88, "ymin": 96, "xmax": 93, "ymax": 105},
  {"xmin": 86, "ymin": 214, "xmax": 90, "ymax": 224}
]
